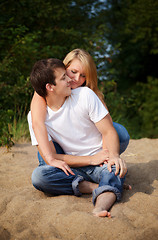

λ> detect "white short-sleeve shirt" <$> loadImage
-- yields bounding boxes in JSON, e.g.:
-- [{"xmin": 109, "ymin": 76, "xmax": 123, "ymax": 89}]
[{"xmin": 28, "ymin": 87, "xmax": 108, "ymax": 156}]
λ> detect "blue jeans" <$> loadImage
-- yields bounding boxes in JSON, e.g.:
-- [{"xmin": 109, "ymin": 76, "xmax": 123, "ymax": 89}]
[
  {"xmin": 113, "ymin": 122, "xmax": 130, "ymax": 154},
  {"xmin": 32, "ymin": 164, "xmax": 125, "ymax": 205},
  {"xmin": 32, "ymin": 122, "xmax": 128, "ymax": 204}
]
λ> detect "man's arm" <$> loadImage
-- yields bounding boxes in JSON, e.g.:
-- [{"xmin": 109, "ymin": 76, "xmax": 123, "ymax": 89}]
[{"xmin": 95, "ymin": 115, "xmax": 127, "ymax": 178}]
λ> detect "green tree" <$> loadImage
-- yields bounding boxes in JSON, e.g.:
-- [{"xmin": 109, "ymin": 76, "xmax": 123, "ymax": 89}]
[
  {"xmin": 0, "ymin": 0, "xmax": 108, "ymax": 146},
  {"xmin": 96, "ymin": 0, "xmax": 158, "ymax": 90},
  {"xmin": 94, "ymin": 0, "xmax": 158, "ymax": 138},
  {"xmin": 1, "ymin": 0, "xmax": 158, "ymax": 145}
]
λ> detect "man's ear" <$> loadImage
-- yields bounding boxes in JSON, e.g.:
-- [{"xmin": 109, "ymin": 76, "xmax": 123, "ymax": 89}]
[{"xmin": 46, "ymin": 83, "xmax": 54, "ymax": 92}]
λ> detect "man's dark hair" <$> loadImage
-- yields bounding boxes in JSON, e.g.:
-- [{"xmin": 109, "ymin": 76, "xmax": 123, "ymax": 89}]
[{"xmin": 30, "ymin": 58, "xmax": 65, "ymax": 98}]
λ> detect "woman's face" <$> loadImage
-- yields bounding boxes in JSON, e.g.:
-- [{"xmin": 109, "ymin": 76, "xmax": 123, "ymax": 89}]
[{"xmin": 66, "ymin": 58, "xmax": 86, "ymax": 89}]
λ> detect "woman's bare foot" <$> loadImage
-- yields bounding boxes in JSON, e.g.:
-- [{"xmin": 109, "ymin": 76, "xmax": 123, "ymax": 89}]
[{"xmin": 123, "ymin": 183, "xmax": 132, "ymax": 190}]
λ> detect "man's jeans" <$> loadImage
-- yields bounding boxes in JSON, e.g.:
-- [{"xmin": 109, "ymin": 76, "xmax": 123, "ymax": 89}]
[
  {"xmin": 32, "ymin": 122, "xmax": 128, "ymax": 204},
  {"xmin": 32, "ymin": 163, "xmax": 125, "ymax": 205}
]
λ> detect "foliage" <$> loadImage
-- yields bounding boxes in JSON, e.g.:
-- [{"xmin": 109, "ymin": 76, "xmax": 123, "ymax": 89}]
[
  {"xmin": 9, "ymin": 113, "xmax": 31, "ymax": 143},
  {"xmin": 99, "ymin": 80, "xmax": 140, "ymax": 139},
  {"xmin": 0, "ymin": 0, "xmax": 158, "ymax": 146},
  {"xmin": 126, "ymin": 77, "xmax": 158, "ymax": 138},
  {"xmin": 0, "ymin": 109, "xmax": 14, "ymax": 148},
  {"xmin": 96, "ymin": 0, "xmax": 158, "ymax": 90},
  {"xmin": 0, "ymin": 0, "xmax": 102, "ymax": 146},
  {"xmin": 99, "ymin": 77, "xmax": 158, "ymax": 138}
]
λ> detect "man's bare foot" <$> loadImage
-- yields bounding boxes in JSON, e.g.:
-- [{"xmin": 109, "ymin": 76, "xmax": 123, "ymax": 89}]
[
  {"xmin": 93, "ymin": 208, "xmax": 111, "ymax": 218},
  {"xmin": 93, "ymin": 192, "xmax": 116, "ymax": 218}
]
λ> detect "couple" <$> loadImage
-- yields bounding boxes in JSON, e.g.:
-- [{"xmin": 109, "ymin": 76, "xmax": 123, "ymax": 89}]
[{"xmin": 28, "ymin": 49, "xmax": 130, "ymax": 218}]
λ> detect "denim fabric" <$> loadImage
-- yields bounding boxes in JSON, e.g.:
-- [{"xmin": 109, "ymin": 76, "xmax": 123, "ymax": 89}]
[
  {"xmin": 32, "ymin": 163, "xmax": 125, "ymax": 203},
  {"xmin": 113, "ymin": 122, "xmax": 130, "ymax": 154},
  {"xmin": 38, "ymin": 152, "xmax": 47, "ymax": 166},
  {"xmin": 71, "ymin": 164, "xmax": 125, "ymax": 204},
  {"xmin": 32, "ymin": 165, "xmax": 84, "ymax": 196}
]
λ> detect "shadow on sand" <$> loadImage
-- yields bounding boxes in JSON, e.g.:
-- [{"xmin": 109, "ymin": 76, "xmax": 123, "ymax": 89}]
[{"xmin": 122, "ymin": 159, "xmax": 158, "ymax": 202}]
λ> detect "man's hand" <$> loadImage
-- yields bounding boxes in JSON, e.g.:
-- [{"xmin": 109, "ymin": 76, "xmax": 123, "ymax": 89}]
[
  {"xmin": 49, "ymin": 159, "xmax": 75, "ymax": 176},
  {"xmin": 90, "ymin": 149, "xmax": 109, "ymax": 166},
  {"xmin": 107, "ymin": 157, "xmax": 127, "ymax": 178}
]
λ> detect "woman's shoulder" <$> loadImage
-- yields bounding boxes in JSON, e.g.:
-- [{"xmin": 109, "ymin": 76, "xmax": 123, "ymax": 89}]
[{"xmin": 72, "ymin": 86, "xmax": 94, "ymax": 95}]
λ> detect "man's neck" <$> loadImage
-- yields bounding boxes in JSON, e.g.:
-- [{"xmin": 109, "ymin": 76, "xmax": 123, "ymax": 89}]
[{"xmin": 46, "ymin": 95, "xmax": 66, "ymax": 111}]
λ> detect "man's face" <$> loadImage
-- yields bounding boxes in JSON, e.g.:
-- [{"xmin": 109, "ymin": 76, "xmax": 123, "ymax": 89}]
[{"xmin": 53, "ymin": 68, "xmax": 72, "ymax": 97}]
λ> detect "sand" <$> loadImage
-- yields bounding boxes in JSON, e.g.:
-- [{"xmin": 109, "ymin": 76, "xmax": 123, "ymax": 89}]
[{"xmin": 0, "ymin": 138, "xmax": 158, "ymax": 240}]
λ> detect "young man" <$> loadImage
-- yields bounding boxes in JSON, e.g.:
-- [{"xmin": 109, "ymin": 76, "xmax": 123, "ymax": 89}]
[{"xmin": 28, "ymin": 58, "xmax": 127, "ymax": 217}]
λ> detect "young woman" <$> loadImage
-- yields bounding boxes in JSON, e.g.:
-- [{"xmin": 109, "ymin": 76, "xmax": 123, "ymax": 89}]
[{"xmin": 31, "ymin": 48, "xmax": 130, "ymax": 165}]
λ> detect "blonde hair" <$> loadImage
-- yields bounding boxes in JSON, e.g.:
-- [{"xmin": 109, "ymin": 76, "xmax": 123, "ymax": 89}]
[{"xmin": 63, "ymin": 48, "xmax": 104, "ymax": 102}]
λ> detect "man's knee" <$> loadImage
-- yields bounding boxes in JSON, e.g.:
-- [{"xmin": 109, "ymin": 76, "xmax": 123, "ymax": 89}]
[
  {"xmin": 32, "ymin": 167, "xmax": 43, "ymax": 189},
  {"xmin": 31, "ymin": 165, "xmax": 73, "ymax": 192},
  {"xmin": 100, "ymin": 165, "xmax": 125, "ymax": 192},
  {"xmin": 31, "ymin": 166, "xmax": 51, "ymax": 190}
]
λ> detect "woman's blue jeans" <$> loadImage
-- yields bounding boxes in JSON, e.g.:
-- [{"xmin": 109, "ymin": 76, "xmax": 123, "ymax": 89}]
[
  {"xmin": 113, "ymin": 122, "xmax": 130, "ymax": 154},
  {"xmin": 32, "ymin": 122, "xmax": 129, "ymax": 204}
]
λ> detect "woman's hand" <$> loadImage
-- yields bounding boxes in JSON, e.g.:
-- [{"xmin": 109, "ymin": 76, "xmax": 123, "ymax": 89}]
[{"xmin": 49, "ymin": 159, "xmax": 75, "ymax": 176}]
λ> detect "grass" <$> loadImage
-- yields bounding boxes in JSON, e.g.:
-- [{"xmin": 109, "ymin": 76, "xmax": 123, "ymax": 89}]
[{"xmin": 8, "ymin": 115, "xmax": 31, "ymax": 144}]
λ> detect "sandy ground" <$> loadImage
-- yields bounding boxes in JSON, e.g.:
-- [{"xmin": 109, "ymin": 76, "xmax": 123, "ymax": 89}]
[{"xmin": 0, "ymin": 138, "xmax": 158, "ymax": 240}]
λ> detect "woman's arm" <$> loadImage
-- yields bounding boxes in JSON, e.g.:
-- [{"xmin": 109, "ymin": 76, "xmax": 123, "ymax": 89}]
[
  {"xmin": 40, "ymin": 141, "xmax": 109, "ymax": 168},
  {"xmin": 101, "ymin": 100, "xmax": 113, "ymax": 124},
  {"xmin": 95, "ymin": 116, "xmax": 127, "ymax": 178},
  {"xmin": 31, "ymin": 92, "xmax": 55, "ymax": 163}
]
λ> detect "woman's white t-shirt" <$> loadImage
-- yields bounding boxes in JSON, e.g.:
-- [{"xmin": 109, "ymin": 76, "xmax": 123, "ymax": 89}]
[{"xmin": 28, "ymin": 87, "xmax": 108, "ymax": 156}]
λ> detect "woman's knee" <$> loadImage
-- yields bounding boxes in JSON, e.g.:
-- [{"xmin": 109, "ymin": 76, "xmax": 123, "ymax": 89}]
[
  {"xmin": 113, "ymin": 122, "xmax": 130, "ymax": 142},
  {"xmin": 113, "ymin": 122, "xmax": 130, "ymax": 153}
]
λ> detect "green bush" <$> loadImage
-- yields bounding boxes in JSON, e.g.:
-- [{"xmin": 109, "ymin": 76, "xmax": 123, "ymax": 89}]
[
  {"xmin": 131, "ymin": 77, "xmax": 158, "ymax": 138},
  {"xmin": 0, "ymin": 77, "xmax": 33, "ymax": 147},
  {"xmin": 0, "ymin": 0, "xmax": 157, "ymax": 146},
  {"xmin": 0, "ymin": 109, "xmax": 14, "ymax": 148},
  {"xmin": 100, "ymin": 80, "xmax": 131, "ymax": 138},
  {"xmin": 99, "ymin": 77, "xmax": 158, "ymax": 139}
]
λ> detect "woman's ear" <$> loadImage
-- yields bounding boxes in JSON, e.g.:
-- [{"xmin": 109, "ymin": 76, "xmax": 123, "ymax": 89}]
[{"xmin": 46, "ymin": 83, "xmax": 54, "ymax": 92}]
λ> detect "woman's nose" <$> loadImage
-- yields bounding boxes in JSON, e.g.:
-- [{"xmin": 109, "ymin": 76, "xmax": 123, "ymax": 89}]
[{"xmin": 74, "ymin": 73, "xmax": 80, "ymax": 81}]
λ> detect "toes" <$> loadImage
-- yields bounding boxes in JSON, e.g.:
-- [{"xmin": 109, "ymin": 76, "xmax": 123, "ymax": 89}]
[{"xmin": 94, "ymin": 210, "xmax": 111, "ymax": 218}]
